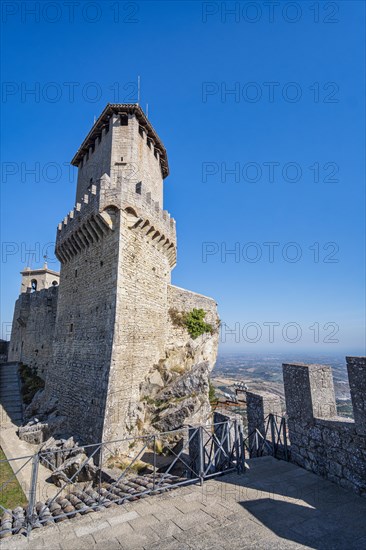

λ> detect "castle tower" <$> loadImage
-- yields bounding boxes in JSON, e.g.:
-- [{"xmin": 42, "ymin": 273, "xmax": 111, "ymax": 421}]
[{"xmin": 46, "ymin": 105, "xmax": 177, "ymax": 444}]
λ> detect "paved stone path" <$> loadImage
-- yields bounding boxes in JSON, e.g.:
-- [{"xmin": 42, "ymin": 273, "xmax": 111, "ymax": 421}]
[{"xmin": 2, "ymin": 456, "xmax": 366, "ymax": 549}]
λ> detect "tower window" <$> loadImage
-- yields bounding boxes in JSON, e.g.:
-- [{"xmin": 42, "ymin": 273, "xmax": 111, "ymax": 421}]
[
  {"xmin": 120, "ymin": 114, "xmax": 128, "ymax": 126},
  {"xmin": 31, "ymin": 279, "xmax": 37, "ymax": 292},
  {"xmin": 136, "ymin": 182, "xmax": 142, "ymax": 194},
  {"xmin": 75, "ymin": 269, "xmax": 78, "ymax": 278},
  {"xmin": 52, "ymin": 280, "xmax": 58, "ymax": 286},
  {"xmin": 70, "ymin": 323, "xmax": 73, "ymax": 333}
]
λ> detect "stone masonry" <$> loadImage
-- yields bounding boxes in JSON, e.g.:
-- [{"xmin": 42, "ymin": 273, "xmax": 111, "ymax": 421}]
[
  {"xmin": 8, "ymin": 286, "xmax": 58, "ymax": 380},
  {"xmin": 8, "ymin": 104, "xmax": 219, "ymax": 446},
  {"xmin": 9, "ymin": 265, "xmax": 60, "ymax": 379},
  {"xmin": 245, "ymin": 357, "xmax": 366, "ymax": 496}
]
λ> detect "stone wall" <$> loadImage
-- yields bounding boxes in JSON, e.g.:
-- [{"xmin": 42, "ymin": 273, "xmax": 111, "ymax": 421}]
[
  {"xmin": 75, "ymin": 118, "xmax": 113, "ymax": 203},
  {"xmin": 244, "ymin": 357, "xmax": 365, "ymax": 496},
  {"xmin": 45, "ymin": 206, "xmax": 121, "ymax": 444},
  {"xmin": 111, "ymin": 114, "xmax": 164, "ymax": 207},
  {"xmin": 282, "ymin": 358, "xmax": 366, "ymax": 496},
  {"xmin": 8, "ymin": 287, "xmax": 58, "ymax": 379}
]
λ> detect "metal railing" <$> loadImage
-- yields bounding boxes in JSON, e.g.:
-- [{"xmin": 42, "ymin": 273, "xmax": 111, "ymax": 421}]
[
  {"xmin": 0, "ymin": 419, "xmax": 245, "ymax": 537},
  {"xmin": 243, "ymin": 413, "xmax": 288, "ymax": 461}
]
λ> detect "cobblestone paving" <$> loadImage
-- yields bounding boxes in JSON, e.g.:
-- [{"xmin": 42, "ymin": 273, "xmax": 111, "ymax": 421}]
[{"xmin": 2, "ymin": 457, "xmax": 366, "ymax": 549}]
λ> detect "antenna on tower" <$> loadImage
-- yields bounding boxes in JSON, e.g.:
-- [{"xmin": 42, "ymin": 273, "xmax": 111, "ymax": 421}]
[
  {"xmin": 93, "ymin": 115, "xmax": 96, "ymax": 124},
  {"xmin": 137, "ymin": 75, "xmax": 141, "ymax": 105},
  {"xmin": 146, "ymin": 103, "xmax": 149, "ymax": 118}
]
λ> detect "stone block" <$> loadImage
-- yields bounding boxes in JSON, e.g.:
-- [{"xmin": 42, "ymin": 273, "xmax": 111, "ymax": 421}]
[
  {"xmin": 347, "ymin": 356, "xmax": 366, "ymax": 435},
  {"xmin": 283, "ymin": 362, "xmax": 337, "ymax": 422}
]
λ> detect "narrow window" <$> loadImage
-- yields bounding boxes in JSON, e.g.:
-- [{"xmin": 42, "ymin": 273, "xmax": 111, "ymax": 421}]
[
  {"xmin": 70, "ymin": 323, "xmax": 73, "ymax": 333},
  {"xmin": 75, "ymin": 269, "xmax": 78, "ymax": 278},
  {"xmin": 136, "ymin": 182, "xmax": 142, "ymax": 194},
  {"xmin": 120, "ymin": 114, "xmax": 128, "ymax": 126},
  {"xmin": 31, "ymin": 279, "xmax": 37, "ymax": 292}
]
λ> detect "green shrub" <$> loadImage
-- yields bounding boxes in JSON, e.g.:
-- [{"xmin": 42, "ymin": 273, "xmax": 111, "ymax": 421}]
[
  {"xmin": 184, "ymin": 308, "xmax": 213, "ymax": 339},
  {"xmin": 169, "ymin": 308, "xmax": 213, "ymax": 339}
]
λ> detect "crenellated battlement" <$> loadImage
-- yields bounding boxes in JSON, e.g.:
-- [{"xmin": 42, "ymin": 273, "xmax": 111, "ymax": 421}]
[
  {"xmin": 282, "ymin": 358, "xmax": 366, "ymax": 433},
  {"xmin": 56, "ymin": 173, "xmax": 176, "ymax": 265},
  {"xmin": 99, "ymin": 173, "xmax": 176, "ymax": 241},
  {"xmin": 244, "ymin": 357, "xmax": 366, "ymax": 496}
]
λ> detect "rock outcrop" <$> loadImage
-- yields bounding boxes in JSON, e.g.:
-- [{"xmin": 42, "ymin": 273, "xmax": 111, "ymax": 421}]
[{"xmin": 139, "ymin": 319, "xmax": 219, "ymax": 433}]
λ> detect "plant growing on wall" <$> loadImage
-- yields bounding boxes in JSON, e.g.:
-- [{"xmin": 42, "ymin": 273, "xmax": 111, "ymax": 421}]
[{"xmin": 169, "ymin": 307, "xmax": 213, "ymax": 339}]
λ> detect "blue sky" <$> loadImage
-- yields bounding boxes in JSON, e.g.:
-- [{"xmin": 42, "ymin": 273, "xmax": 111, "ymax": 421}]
[{"xmin": 1, "ymin": 1, "xmax": 365, "ymax": 355}]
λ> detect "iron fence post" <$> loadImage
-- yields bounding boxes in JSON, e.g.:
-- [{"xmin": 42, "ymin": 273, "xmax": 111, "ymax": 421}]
[
  {"xmin": 283, "ymin": 418, "xmax": 289, "ymax": 461},
  {"xmin": 238, "ymin": 423, "xmax": 245, "ymax": 474},
  {"xmin": 26, "ymin": 452, "xmax": 39, "ymax": 535},
  {"xmin": 98, "ymin": 444, "xmax": 103, "ymax": 504},
  {"xmin": 270, "ymin": 414, "xmax": 276, "ymax": 457},
  {"xmin": 199, "ymin": 426, "xmax": 204, "ymax": 485},
  {"xmin": 153, "ymin": 436, "xmax": 156, "ymax": 490},
  {"xmin": 234, "ymin": 420, "xmax": 240, "ymax": 474}
]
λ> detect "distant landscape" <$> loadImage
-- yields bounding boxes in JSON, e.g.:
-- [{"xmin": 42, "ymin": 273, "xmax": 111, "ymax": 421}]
[{"xmin": 211, "ymin": 353, "xmax": 353, "ymax": 418}]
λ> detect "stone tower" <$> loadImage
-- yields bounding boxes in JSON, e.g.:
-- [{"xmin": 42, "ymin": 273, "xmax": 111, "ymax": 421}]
[
  {"xmin": 41, "ymin": 104, "xmax": 218, "ymax": 445},
  {"xmin": 19, "ymin": 264, "xmax": 59, "ymax": 294}
]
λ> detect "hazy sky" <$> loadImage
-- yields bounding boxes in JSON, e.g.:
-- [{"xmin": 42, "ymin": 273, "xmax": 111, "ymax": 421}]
[{"xmin": 1, "ymin": 1, "xmax": 365, "ymax": 356}]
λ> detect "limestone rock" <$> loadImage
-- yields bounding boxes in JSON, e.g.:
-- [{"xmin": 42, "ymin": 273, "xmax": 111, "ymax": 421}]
[{"xmin": 50, "ymin": 453, "xmax": 97, "ymax": 487}]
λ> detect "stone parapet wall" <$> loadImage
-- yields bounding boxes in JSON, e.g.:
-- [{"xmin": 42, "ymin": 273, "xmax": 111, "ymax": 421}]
[
  {"xmin": 283, "ymin": 358, "xmax": 366, "ymax": 496},
  {"xmin": 288, "ymin": 415, "xmax": 365, "ymax": 494},
  {"xmin": 99, "ymin": 174, "xmax": 176, "ymax": 243},
  {"xmin": 244, "ymin": 357, "xmax": 365, "ymax": 496}
]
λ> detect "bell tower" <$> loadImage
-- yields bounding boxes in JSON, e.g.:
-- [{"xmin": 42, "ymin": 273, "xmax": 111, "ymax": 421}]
[{"xmin": 20, "ymin": 263, "xmax": 60, "ymax": 294}]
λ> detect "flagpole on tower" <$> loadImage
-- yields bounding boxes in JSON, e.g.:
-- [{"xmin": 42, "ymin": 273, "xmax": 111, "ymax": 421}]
[{"xmin": 137, "ymin": 75, "xmax": 140, "ymax": 105}]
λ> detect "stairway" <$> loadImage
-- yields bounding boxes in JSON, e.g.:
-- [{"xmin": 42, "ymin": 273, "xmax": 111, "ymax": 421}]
[{"xmin": 0, "ymin": 362, "xmax": 23, "ymax": 427}]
